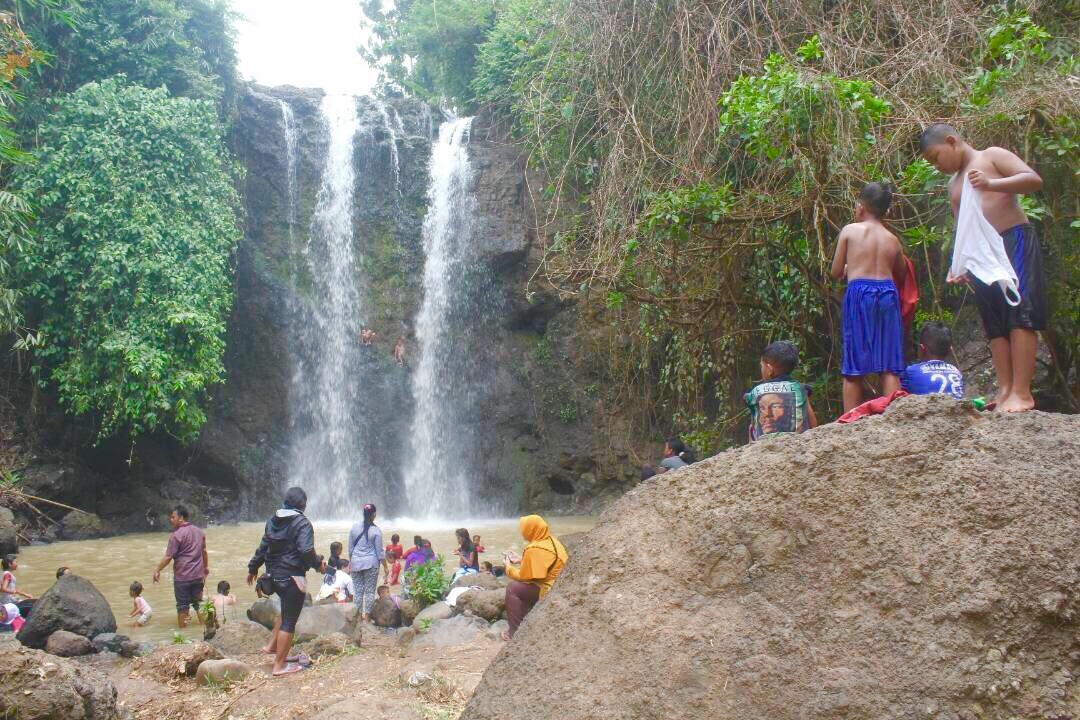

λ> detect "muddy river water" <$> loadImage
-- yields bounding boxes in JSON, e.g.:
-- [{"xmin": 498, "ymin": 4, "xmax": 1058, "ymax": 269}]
[{"xmin": 13, "ymin": 516, "xmax": 596, "ymax": 642}]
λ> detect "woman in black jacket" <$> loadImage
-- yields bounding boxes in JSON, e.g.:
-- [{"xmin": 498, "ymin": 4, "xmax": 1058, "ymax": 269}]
[{"xmin": 247, "ymin": 486, "xmax": 325, "ymax": 676}]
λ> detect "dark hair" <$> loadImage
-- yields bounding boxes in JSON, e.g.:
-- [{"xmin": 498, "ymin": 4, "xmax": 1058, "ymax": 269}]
[
  {"xmin": 859, "ymin": 182, "xmax": 893, "ymax": 218},
  {"xmin": 55, "ymin": 566, "xmax": 69, "ymax": 579},
  {"xmin": 761, "ymin": 340, "xmax": 799, "ymax": 375},
  {"xmin": 680, "ymin": 448, "xmax": 697, "ymax": 464},
  {"xmin": 130, "ymin": 581, "xmax": 143, "ymax": 595},
  {"xmin": 377, "ymin": 584, "xmax": 389, "ymax": 594},
  {"xmin": 919, "ymin": 321, "xmax": 953, "ymax": 358},
  {"xmin": 329, "ymin": 541, "xmax": 342, "ymax": 559},
  {"xmin": 919, "ymin": 122, "xmax": 960, "ymax": 152},
  {"xmin": 456, "ymin": 528, "xmax": 474, "ymax": 554},
  {"xmin": 361, "ymin": 503, "xmax": 377, "ymax": 540},
  {"xmin": 283, "ymin": 487, "xmax": 307, "ymax": 512},
  {"xmin": 640, "ymin": 465, "xmax": 657, "ymax": 480},
  {"xmin": 2, "ymin": 554, "xmax": 15, "ymax": 570},
  {"xmin": 217, "ymin": 580, "xmax": 231, "ymax": 595},
  {"xmin": 413, "ymin": 535, "xmax": 422, "ymax": 546},
  {"xmin": 172, "ymin": 505, "xmax": 190, "ymax": 521},
  {"xmin": 391, "ymin": 533, "xmax": 400, "ymax": 544},
  {"xmin": 481, "ymin": 560, "xmax": 493, "ymax": 571},
  {"xmin": 666, "ymin": 437, "xmax": 685, "ymax": 454}
]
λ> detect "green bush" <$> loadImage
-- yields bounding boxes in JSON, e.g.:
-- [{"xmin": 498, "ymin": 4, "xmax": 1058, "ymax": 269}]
[
  {"xmin": 19, "ymin": 78, "xmax": 241, "ymax": 441},
  {"xmin": 405, "ymin": 557, "xmax": 451, "ymax": 607}
]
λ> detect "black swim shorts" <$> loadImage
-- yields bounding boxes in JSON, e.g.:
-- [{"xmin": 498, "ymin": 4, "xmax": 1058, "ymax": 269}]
[
  {"xmin": 173, "ymin": 578, "xmax": 205, "ymax": 614},
  {"xmin": 972, "ymin": 223, "xmax": 1048, "ymax": 339},
  {"xmin": 273, "ymin": 577, "xmax": 305, "ymax": 634}
]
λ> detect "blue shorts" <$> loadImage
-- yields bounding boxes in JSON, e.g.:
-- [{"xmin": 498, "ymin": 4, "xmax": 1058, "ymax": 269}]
[{"xmin": 842, "ymin": 278, "xmax": 905, "ymax": 377}]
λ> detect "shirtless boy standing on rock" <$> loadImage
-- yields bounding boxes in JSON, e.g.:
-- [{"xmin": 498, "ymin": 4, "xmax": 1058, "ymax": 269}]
[
  {"xmin": 831, "ymin": 182, "xmax": 907, "ymax": 412},
  {"xmin": 919, "ymin": 124, "xmax": 1045, "ymax": 412}
]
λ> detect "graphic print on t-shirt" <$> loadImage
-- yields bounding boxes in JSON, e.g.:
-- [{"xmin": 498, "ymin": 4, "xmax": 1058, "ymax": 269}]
[
  {"xmin": 745, "ymin": 379, "xmax": 808, "ymax": 440},
  {"xmin": 900, "ymin": 360, "xmax": 965, "ymax": 400}
]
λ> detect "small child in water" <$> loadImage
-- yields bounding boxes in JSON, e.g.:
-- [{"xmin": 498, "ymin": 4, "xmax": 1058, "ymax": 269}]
[
  {"xmin": 901, "ymin": 321, "xmax": 965, "ymax": 400},
  {"xmin": 745, "ymin": 341, "xmax": 818, "ymax": 441},
  {"xmin": 129, "ymin": 581, "xmax": 152, "ymax": 627},
  {"xmin": 386, "ymin": 550, "xmax": 402, "ymax": 586},
  {"xmin": 831, "ymin": 182, "xmax": 907, "ymax": 411},
  {"xmin": 472, "ymin": 535, "xmax": 485, "ymax": 554},
  {"xmin": 212, "ymin": 580, "xmax": 238, "ymax": 623}
]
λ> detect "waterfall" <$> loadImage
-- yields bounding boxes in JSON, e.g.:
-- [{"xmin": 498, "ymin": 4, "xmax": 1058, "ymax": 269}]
[
  {"xmin": 277, "ymin": 99, "xmax": 298, "ymax": 237},
  {"xmin": 404, "ymin": 117, "xmax": 479, "ymax": 519},
  {"xmin": 287, "ymin": 95, "xmax": 367, "ymax": 517}
]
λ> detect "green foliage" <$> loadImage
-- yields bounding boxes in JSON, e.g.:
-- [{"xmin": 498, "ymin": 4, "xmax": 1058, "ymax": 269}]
[
  {"xmin": 171, "ymin": 630, "xmax": 190, "ymax": 644},
  {"xmin": 405, "ymin": 557, "xmax": 450, "ymax": 607},
  {"xmin": 362, "ymin": 0, "xmax": 498, "ymax": 109},
  {"xmin": 19, "ymin": 78, "xmax": 241, "ymax": 441}
]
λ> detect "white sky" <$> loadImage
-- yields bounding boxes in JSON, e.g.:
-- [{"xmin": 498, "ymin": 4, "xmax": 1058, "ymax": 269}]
[{"xmin": 230, "ymin": 0, "xmax": 380, "ymax": 94}]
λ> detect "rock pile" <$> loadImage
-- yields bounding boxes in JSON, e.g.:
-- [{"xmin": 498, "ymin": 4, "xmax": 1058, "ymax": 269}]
[
  {"xmin": 464, "ymin": 396, "xmax": 1080, "ymax": 720},
  {"xmin": 17, "ymin": 574, "xmax": 116, "ymax": 649}
]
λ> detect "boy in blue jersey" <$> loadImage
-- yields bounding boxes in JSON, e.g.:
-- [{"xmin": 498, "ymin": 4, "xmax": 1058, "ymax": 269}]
[
  {"xmin": 900, "ymin": 322, "xmax": 965, "ymax": 400},
  {"xmin": 746, "ymin": 341, "xmax": 818, "ymax": 442}
]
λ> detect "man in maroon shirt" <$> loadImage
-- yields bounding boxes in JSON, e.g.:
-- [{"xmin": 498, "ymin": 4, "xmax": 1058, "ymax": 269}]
[{"xmin": 153, "ymin": 505, "xmax": 208, "ymax": 627}]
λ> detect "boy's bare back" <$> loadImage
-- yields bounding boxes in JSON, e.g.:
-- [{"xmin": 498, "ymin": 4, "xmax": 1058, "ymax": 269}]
[{"xmin": 831, "ymin": 221, "xmax": 902, "ymax": 282}]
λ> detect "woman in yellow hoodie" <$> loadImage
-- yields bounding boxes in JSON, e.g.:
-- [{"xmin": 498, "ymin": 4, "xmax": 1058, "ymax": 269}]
[{"xmin": 502, "ymin": 515, "xmax": 568, "ymax": 639}]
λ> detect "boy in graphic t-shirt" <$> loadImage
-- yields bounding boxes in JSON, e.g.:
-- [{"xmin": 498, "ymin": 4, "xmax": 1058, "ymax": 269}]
[
  {"xmin": 900, "ymin": 322, "xmax": 965, "ymax": 400},
  {"xmin": 745, "ymin": 341, "xmax": 818, "ymax": 442}
]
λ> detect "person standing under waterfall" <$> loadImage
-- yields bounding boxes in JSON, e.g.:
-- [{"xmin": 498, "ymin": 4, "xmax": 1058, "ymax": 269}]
[
  {"xmin": 348, "ymin": 504, "xmax": 388, "ymax": 623},
  {"xmin": 393, "ymin": 336, "xmax": 406, "ymax": 366},
  {"xmin": 247, "ymin": 486, "xmax": 325, "ymax": 677}
]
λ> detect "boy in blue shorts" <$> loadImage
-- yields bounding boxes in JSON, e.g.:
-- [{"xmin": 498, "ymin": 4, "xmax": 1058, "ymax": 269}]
[
  {"xmin": 831, "ymin": 182, "xmax": 907, "ymax": 412},
  {"xmin": 745, "ymin": 341, "xmax": 818, "ymax": 441},
  {"xmin": 900, "ymin": 321, "xmax": 965, "ymax": 400}
]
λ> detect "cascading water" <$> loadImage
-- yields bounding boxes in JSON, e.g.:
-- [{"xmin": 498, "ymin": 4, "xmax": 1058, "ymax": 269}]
[
  {"xmin": 287, "ymin": 95, "xmax": 367, "ymax": 517},
  {"xmin": 403, "ymin": 117, "xmax": 481, "ymax": 519},
  {"xmin": 277, "ymin": 99, "xmax": 299, "ymax": 237}
]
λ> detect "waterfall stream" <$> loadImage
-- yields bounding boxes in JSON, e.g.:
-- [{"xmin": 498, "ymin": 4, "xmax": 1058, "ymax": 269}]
[
  {"xmin": 404, "ymin": 117, "xmax": 480, "ymax": 519},
  {"xmin": 287, "ymin": 95, "xmax": 367, "ymax": 517}
]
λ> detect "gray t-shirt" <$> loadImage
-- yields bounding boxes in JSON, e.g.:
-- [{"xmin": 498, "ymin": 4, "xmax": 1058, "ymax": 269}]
[
  {"xmin": 660, "ymin": 455, "xmax": 688, "ymax": 471},
  {"xmin": 347, "ymin": 523, "xmax": 385, "ymax": 571}
]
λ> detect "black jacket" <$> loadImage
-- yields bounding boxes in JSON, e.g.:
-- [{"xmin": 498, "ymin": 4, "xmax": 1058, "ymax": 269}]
[{"xmin": 247, "ymin": 509, "xmax": 323, "ymax": 579}]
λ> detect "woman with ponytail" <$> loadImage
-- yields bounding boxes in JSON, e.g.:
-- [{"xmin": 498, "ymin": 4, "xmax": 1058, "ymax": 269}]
[{"xmin": 347, "ymin": 504, "xmax": 387, "ymax": 622}]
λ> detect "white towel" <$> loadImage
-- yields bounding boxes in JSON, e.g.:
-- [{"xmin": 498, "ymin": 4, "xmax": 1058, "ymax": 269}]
[{"xmin": 949, "ymin": 175, "xmax": 1021, "ymax": 306}]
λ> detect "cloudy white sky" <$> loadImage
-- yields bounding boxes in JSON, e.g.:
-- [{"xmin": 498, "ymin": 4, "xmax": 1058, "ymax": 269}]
[{"xmin": 230, "ymin": 0, "xmax": 380, "ymax": 94}]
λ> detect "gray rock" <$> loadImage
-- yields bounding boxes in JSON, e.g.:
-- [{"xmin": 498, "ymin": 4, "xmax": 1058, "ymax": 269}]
[
  {"xmin": 196, "ymin": 658, "xmax": 254, "ymax": 686},
  {"xmin": 302, "ymin": 631, "xmax": 354, "ymax": 658},
  {"xmin": 0, "ymin": 507, "xmax": 16, "ymax": 556},
  {"xmin": 207, "ymin": 621, "xmax": 270, "ymax": 656},
  {"xmin": 247, "ymin": 596, "xmax": 280, "ymax": 629},
  {"xmin": 396, "ymin": 626, "xmax": 416, "ymax": 649},
  {"xmin": 17, "ymin": 574, "xmax": 116, "ymax": 649},
  {"xmin": 293, "ymin": 603, "xmax": 358, "ymax": 642},
  {"xmin": 413, "ymin": 615, "xmax": 489, "ymax": 648},
  {"xmin": 371, "ymin": 596, "xmax": 402, "ymax": 628},
  {"xmin": 414, "ymin": 601, "xmax": 453, "ymax": 624},
  {"xmin": 91, "ymin": 633, "xmax": 131, "ymax": 655},
  {"xmin": 0, "ymin": 643, "xmax": 119, "ymax": 719},
  {"xmin": 457, "ymin": 589, "xmax": 506, "ymax": 621},
  {"xmin": 45, "ymin": 629, "xmax": 95, "ymax": 657},
  {"xmin": 486, "ymin": 619, "xmax": 509, "ymax": 641},
  {"xmin": 451, "ymin": 572, "xmax": 507, "ymax": 591},
  {"xmin": 58, "ymin": 511, "xmax": 110, "ymax": 541},
  {"xmin": 399, "ymin": 598, "xmax": 420, "ymax": 626}
]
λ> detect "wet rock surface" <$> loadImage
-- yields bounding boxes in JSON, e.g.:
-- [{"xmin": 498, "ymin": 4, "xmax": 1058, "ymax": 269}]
[{"xmin": 464, "ymin": 396, "xmax": 1080, "ymax": 720}]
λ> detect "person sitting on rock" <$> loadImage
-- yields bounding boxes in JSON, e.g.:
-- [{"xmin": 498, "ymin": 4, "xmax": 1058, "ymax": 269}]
[
  {"xmin": 745, "ymin": 341, "xmax": 818, "ymax": 441},
  {"xmin": 502, "ymin": 515, "xmax": 568, "ymax": 640},
  {"xmin": 0, "ymin": 601, "xmax": 24, "ymax": 632},
  {"xmin": 377, "ymin": 584, "xmax": 400, "ymax": 609},
  {"xmin": 128, "ymin": 580, "xmax": 153, "ymax": 627},
  {"xmin": 900, "ymin": 321, "xmax": 965, "ymax": 401},
  {"xmin": 316, "ymin": 559, "xmax": 354, "ymax": 603},
  {"xmin": 452, "ymin": 528, "xmax": 480, "ymax": 584},
  {"xmin": 1, "ymin": 555, "xmax": 33, "ymax": 607},
  {"xmin": 656, "ymin": 438, "xmax": 691, "ymax": 473},
  {"xmin": 481, "ymin": 560, "xmax": 505, "ymax": 578}
]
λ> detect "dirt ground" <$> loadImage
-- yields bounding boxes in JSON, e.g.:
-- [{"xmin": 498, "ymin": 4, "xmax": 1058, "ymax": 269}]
[{"xmin": 110, "ymin": 627, "xmax": 503, "ymax": 720}]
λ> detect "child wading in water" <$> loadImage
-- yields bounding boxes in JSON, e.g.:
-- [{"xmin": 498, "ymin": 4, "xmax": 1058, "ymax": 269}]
[
  {"xmin": 919, "ymin": 124, "xmax": 1044, "ymax": 412},
  {"xmin": 129, "ymin": 581, "xmax": 153, "ymax": 627},
  {"xmin": 745, "ymin": 341, "xmax": 818, "ymax": 441},
  {"xmin": 831, "ymin": 183, "xmax": 907, "ymax": 412},
  {"xmin": 212, "ymin": 580, "xmax": 238, "ymax": 623}
]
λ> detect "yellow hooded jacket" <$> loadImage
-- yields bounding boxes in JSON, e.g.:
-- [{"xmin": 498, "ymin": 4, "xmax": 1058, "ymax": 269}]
[{"xmin": 506, "ymin": 515, "xmax": 568, "ymax": 597}]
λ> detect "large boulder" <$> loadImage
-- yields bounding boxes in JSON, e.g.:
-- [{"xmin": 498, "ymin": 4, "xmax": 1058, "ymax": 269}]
[
  {"xmin": 45, "ymin": 629, "xmax": 95, "ymax": 657},
  {"xmin": 414, "ymin": 601, "xmax": 453, "ymax": 624},
  {"xmin": 0, "ymin": 643, "xmax": 120, "ymax": 719},
  {"xmin": 293, "ymin": 603, "xmax": 358, "ymax": 642},
  {"xmin": 207, "ymin": 620, "xmax": 270, "ymax": 656},
  {"xmin": 456, "ymin": 589, "xmax": 505, "ymax": 621},
  {"xmin": 0, "ymin": 506, "xmax": 17, "ymax": 555},
  {"xmin": 17, "ymin": 574, "xmax": 116, "ymax": 649},
  {"xmin": 58, "ymin": 511, "xmax": 111, "ymax": 541},
  {"xmin": 246, "ymin": 596, "xmax": 280, "ymax": 629},
  {"xmin": 371, "ymin": 596, "xmax": 402, "ymax": 627},
  {"xmin": 463, "ymin": 397, "xmax": 1080, "ymax": 720}
]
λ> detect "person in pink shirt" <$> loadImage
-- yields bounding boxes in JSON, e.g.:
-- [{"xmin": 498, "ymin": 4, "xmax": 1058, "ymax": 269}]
[{"xmin": 152, "ymin": 505, "xmax": 208, "ymax": 627}]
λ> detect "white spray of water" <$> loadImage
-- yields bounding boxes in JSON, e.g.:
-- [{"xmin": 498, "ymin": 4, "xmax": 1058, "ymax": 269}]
[{"xmin": 403, "ymin": 117, "xmax": 478, "ymax": 519}]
